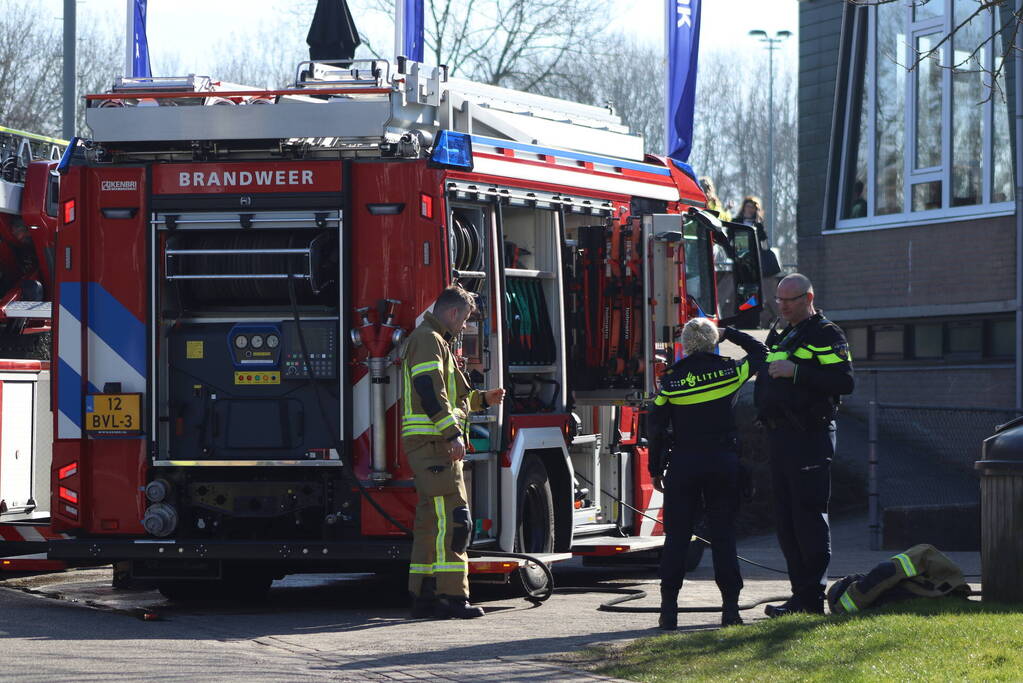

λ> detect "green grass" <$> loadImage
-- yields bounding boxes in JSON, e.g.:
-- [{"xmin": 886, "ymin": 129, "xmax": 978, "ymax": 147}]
[{"xmin": 596, "ymin": 598, "xmax": 1023, "ymax": 682}]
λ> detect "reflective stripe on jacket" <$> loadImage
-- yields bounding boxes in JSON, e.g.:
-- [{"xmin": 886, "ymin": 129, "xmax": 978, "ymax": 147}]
[{"xmin": 401, "ymin": 312, "xmax": 482, "ymax": 447}]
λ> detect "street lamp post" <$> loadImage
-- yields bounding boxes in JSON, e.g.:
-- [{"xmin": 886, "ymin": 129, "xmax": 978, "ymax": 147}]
[{"xmin": 749, "ymin": 28, "xmax": 792, "ymax": 246}]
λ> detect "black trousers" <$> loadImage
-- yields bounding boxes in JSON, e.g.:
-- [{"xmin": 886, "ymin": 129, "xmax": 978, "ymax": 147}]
[
  {"xmin": 767, "ymin": 424, "xmax": 835, "ymax": 605},
  {"xmin": 658, "ymin": 450, "xmax": 742, "ymax": 603}
]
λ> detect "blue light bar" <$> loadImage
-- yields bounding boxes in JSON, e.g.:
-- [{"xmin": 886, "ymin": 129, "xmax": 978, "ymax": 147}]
[
  {"xmin": 429, "ymin": 130, "xmax": 474, "ymax": 171},
  {"xmin": 55, "ymin": 137, "xmax": 79, "ymax": 176}
]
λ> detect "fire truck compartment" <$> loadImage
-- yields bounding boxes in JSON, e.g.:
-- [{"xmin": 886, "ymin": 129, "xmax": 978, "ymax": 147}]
[{"xmin": 166, "ymin": 320, "xmax": 338, "ymax": 462}]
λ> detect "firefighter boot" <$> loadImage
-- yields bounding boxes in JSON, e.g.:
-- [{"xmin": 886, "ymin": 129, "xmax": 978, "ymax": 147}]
[
  {"xmin": 435, "ymin": 595, "xmax": 485, "ymax": 619},
  {"xmin": 658, "ymin": 585, "xmax": 680, "ymax": 630},
  {"xmin": 409, "ymin": 577, "xmax": 437, "ymax": 619}
]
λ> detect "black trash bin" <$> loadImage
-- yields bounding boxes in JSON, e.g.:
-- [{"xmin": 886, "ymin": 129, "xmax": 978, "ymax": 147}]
[{"xmin": 976, "ymin": 416, "xmax": 1023, "ymax": 602}]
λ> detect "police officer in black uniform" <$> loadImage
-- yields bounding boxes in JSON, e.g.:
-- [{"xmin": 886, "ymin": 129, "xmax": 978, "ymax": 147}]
[
  {"xmin": 648, "ymin": 317, "xmax": 767, "ymax": 630},
  {"xmin": 755, "ymin": 273, "xmax": 854, "ymax": 617}
]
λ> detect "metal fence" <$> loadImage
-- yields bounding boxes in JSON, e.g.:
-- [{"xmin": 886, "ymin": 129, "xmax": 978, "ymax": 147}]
[{"xmin": 866, "ymin": 402, "xmax": 1020, "ymax": 550}]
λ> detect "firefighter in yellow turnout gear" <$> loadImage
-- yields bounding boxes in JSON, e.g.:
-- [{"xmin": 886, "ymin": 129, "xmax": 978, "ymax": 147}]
[{"xmin": 401, "ymin": 286, "xmax": 504, "ymax": 619}]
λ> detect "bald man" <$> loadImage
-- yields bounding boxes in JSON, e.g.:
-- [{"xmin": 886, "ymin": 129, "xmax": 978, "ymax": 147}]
[{"xmin": 754, "ymin": 274, "xmax": 854, "ymax": 617}]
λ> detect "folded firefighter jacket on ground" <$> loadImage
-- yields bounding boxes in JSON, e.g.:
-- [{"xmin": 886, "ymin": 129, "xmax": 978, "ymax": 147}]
[{"xmin": 827, "ymin": 544, "xmax": 971, "ymax": 614}]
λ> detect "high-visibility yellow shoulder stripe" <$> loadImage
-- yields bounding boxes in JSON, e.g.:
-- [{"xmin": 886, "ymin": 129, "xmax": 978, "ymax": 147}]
[
  {"xmin": 817, "ymin": 353, "xmax": 847, "ymax": 365},
  {"xmin": 736, "ymin": 360, "xmax": 750, "ymax": 383},
  {"xmin": 806, "ymin": 344, "xmax": 833, "ymax": 352},
  {"xmin": 766, "ymin": 351, "xmax": 789, "ymax": 362},
  {"xmin": 891, "ymin": 553, "xmax": 918, "ymax": 577},
  {"xmin": 793, "ymin": 347, "xmax": 814, "ymax": 359},
  {"xmin": 411, "ymin": 360, "xmax": 441, "ymax": 376}
]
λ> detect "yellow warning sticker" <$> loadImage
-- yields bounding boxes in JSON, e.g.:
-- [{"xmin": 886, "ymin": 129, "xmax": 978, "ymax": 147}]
[
  {"xmin": 186, "ymin": 341, "xmax": 204, "ymax": 359},
  {"xmin": 234, "ymin": 371, "xmax": 281, "ymax": 385}
]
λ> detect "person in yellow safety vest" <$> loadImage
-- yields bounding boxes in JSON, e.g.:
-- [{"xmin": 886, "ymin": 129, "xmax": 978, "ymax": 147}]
[
  {"xmin": 699, "ymin": 177, "xmax": 732, "ymax": 223},
  {"xmin": 402, "ymin": 285, "xmax": 505, "ymax": 619},
  {"xmin": 827, "ymin": 544, "xmax": 971, "ymax": 614}
]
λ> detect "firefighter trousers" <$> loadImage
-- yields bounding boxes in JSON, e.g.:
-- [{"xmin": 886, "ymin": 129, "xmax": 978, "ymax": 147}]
[
  {"xmin": 767, "ymin": 424, "xmax": 835, "ymax": 607},
  {"xmin": 406, "ymin": 440, "xmax": 472, "ymax": 599},
  {"xmin": 659, "ymin": 450, "xmax": 742, "ymax": 603}
]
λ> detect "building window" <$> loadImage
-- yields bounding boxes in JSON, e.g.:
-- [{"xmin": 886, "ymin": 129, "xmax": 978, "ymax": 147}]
[
  {"xmin": 872, "ymin": 325, "xmax": 906, "ymax": 359},
  {"xmin": 834, "ymin": 0, "xmax": 1014, "ymax": 229},
  {"xmin": 912, "ymin": 323, "xmax": 943, "ymax": 358},
  {"xmin": 987, "ymin": 319, "xmax": 1016, "ymax": 358},
  {"xmin": 846, "ymin": 326, "xmax": 868, "ymax": 361},
  {"xmin": 946, "ymin": 320, "xmax": 983, "ymax": 358},
  {"xmin": 842, "ymin": 316, "xmax": 1013, "ymax": 362}
]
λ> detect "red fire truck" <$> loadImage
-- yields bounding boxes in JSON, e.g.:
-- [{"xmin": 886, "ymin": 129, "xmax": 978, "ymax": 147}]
[
  {"xmin": 0, "ymin": 126, "xmax": 64, "ymax": 358},
  {"xmin": 45, "ymin": 61, "xmax": 763, "ymax": 596},
  {"xmin": 0, "ymin": 128, "xmax": 69, "ymax": 573}
]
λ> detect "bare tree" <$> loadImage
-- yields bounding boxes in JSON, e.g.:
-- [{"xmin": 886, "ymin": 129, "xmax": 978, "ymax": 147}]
[
  {"xmin": 850, "ymin": 0, "xmax": 1021, "ymax": 99},
  {"xmin": 365, "ymin": 0, "xmax": 607, "ymax": 88},
  {"xmin": 690, "ymin": 51, "xmax": 799, "ymax": 267},
  {"xmin": 0, "ymin": 1, "xmax": 64, "ymax": 136},
  {"xmin": 534, "ymin": 39, "xmax": 799, "ymax": 266},
  {"xmin": 0, "ymin": 1, "xmax": 124, "ymax": 138}
]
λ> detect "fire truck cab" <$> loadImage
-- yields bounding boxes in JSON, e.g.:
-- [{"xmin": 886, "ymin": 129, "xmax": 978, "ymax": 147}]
[{"xmin": 47, "ymin": 61, "xmax": 763, "ymax": 595}]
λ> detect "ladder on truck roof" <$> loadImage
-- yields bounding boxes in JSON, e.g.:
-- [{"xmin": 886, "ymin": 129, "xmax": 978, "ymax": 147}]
[{"xmin": 84, "ymin": 59, "xmax": 645, "ymax": 163}]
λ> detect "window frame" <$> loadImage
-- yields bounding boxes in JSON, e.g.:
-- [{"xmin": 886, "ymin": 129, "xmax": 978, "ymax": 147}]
[
  {"xmin": 830, "ymin": 0, "xmax": 1014, "ymax": 232},
  {"xmin": 842, "ymin": 315, "xmax": 1014, "ymax": 363}
]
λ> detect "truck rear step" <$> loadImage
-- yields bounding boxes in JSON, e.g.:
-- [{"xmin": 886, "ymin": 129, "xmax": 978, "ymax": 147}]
[{"xmin": 570, "ymin": 535, "xmax": 665, "ymax": 557}]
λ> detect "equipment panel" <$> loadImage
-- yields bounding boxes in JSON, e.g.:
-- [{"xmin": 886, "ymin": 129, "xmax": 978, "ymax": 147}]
[{"xmin": 282, "ymin": 321, "xmax": 337, "ymax": 379}]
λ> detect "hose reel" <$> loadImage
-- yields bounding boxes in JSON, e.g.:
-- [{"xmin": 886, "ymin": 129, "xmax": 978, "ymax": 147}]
[
  {"xmin": 165, "ymin": 231, "xmax": 337, "ymax": 307},
  {"xmin": 450, "ymin": 212, "xmax": 483, "ymax": 293}
]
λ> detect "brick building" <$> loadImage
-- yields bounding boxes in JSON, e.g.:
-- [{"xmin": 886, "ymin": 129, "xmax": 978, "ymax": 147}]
[{"xmin": 797, "ymin": 0, "xmax": 1019, "ymax": 411}]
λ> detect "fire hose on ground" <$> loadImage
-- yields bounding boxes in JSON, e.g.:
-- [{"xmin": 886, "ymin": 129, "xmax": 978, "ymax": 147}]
[{"xmin": 290, "ymin": 276, "xmax": 788, "ymax": 613}]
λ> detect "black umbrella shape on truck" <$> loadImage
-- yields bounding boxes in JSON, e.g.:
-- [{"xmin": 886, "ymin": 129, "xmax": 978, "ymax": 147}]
[{"xmin": 306, "ymin": 0, "xmax": 362, "ymax": 62}]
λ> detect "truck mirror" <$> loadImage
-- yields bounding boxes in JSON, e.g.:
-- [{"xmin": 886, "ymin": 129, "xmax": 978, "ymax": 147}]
[{"xmin": 717, "ymin": 222, "xmax": 763, "ymax": 326}]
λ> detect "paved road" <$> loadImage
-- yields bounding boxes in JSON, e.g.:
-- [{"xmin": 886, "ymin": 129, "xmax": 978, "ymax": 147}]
[{"xmin": 1, "ymin": 516, "xmax": 980, "ymax": 682}]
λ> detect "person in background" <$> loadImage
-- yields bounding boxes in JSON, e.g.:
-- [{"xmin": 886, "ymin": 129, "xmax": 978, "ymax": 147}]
[
  {"xmin": 735, "ymin": 196, "xmax": 781, "ymax": 327},
  {"xmin": 699, "ymin": 177, "xmax": 732, "ymax": 222},
  {"xmin": 648, "ymin": 317, "xmax": 767, "ymax": 630}
]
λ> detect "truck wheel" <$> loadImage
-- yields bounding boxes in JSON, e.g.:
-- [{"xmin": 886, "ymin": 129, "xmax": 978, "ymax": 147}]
[{"xmin": 512, "ymin": 454, "xmax": 555, "ymax": 596}]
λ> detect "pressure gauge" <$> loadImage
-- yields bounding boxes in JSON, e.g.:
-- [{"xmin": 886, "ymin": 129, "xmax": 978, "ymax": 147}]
[
  {"xmin": 250, "ymin": 335, "xmax": 264, "ymax": 349},
  {"xmin": 234, "ymin": 335, "xmax": 248, "ymax": 349},
  {"xmin": 266, "ymin": 334, "xmax": 280, "ymax": 349}
]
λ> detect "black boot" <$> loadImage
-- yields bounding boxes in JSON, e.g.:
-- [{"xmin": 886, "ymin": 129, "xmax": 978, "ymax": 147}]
[
  {"xmin": 721, "ymin": 602, "xmax": 743, "ymax": 627},
  {"xmin": 764, "ymin": 596, "xmax": 800, "ymax": 618},
  {"xmin": 658, "ymin": 586, "xmax": 680, "ymax": 630},
  {"xmin": 435, "ymin": 595, "xmax": 485, "ymax": 619},
  {"xmin": 409, "ymin": 577, "xmax": 437, "ymax": 619}
]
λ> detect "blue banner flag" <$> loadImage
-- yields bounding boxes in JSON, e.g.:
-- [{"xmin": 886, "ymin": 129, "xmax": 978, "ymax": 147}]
[
  {"xmin": 665, "ymin": 0, "xmax": 701, "ymax": 162},
  {"xmin": 131, "ymin": 0, "xmax": 151, "ymax": 78},
  {"xmin": 403, "ymin": 0, "xmax": 424, "ymax": 61}
]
